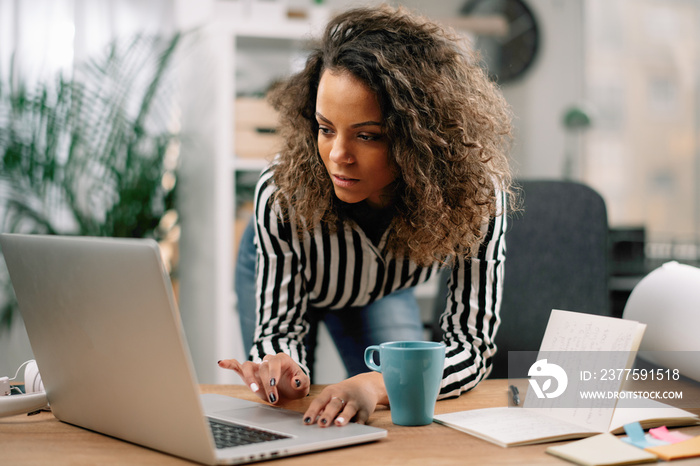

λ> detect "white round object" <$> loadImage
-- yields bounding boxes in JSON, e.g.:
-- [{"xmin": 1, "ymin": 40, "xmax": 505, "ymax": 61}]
[{"xmin": 623, "ymin": 261, "xmax": 700, "ymax": 382}]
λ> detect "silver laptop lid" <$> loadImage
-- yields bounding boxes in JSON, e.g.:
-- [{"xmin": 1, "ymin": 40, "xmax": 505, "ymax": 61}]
[{"xmin": 1, "ymin": 234, "xmax": 218, "ymax": 464}]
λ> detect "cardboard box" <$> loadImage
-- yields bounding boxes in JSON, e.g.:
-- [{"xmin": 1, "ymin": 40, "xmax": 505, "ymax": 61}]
[{"xmin": 234, "ymin": 97, "xmax": 282, "ymax": 159}]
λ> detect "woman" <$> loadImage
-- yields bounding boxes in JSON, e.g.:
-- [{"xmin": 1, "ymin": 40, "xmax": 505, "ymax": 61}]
[{"xmin": 219, "ymin": 4, "xmax": 512, "ymax": 427}]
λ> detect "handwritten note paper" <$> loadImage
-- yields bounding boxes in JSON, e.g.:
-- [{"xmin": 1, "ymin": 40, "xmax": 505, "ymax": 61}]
[{"xmin": 524, "ymin": 310, "xmax": 647, "ymax": 433}]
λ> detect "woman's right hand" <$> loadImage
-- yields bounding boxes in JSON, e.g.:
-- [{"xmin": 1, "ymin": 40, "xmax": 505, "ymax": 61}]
[{"xmin": 218, "ymin": 353, "xmax": 310, "ymax": 404}]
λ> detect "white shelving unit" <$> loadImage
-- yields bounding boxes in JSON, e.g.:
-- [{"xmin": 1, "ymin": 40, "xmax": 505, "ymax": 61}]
[{"xmin": 178, "ymin": 3, "xmax": 330, "ymax": 384}]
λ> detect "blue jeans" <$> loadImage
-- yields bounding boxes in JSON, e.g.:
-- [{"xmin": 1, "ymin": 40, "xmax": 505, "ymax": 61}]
[{"xmin": 235, "ymin": 219, "xmax": 424, "ymax": 378}]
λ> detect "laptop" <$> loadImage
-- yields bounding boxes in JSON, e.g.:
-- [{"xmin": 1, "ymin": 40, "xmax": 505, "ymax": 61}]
[{"xmin": 0, "ymin": 233, "xmax": 386, "ymax": 465}]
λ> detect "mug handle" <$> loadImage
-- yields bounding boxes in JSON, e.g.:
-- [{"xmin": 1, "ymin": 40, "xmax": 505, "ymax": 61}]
[{"xmin": 364, "ymin": 346, "xmax": 381, "ymax": 372}]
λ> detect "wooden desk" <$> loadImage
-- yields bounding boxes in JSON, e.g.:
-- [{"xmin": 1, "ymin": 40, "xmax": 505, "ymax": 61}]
[{"xmin": 2, "ymin": 379, "xmax": 700, "ymax": 465}]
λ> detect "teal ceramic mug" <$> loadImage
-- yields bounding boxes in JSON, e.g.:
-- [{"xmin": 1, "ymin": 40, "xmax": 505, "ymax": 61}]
[{"xmin": 364, "ymin": 341, "xmax": 446, "ymax": 426}]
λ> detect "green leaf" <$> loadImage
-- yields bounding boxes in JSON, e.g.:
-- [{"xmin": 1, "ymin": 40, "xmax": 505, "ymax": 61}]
[{"xmin": 0, "ymin": 32, "xmax": 184, "ymax": 332}]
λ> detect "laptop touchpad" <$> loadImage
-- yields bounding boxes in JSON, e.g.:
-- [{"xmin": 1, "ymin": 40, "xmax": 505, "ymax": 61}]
[{"xmin": 215, "ymin": 406, "xmax": 302, "ymax": 425}]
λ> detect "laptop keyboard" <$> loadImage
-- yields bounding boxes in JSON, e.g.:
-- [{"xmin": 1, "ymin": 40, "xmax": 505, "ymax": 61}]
[{"xmin": 208, "ymin": 419, "xmax": 290, "ymax": 449}]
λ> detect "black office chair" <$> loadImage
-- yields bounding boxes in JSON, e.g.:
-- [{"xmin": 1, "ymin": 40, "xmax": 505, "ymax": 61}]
[
  {"xmin": 430, "ymin": 180, "xmax": 612, "ymax": 378},
  {"xmin": 492, "ymin": 179, "xmax": 611, "ymax": 378}
]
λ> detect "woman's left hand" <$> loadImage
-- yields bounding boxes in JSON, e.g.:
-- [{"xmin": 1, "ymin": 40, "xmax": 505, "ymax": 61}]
[{"xmin": 302, "ymin": 372, "xmax": 388, "ymax": 427}]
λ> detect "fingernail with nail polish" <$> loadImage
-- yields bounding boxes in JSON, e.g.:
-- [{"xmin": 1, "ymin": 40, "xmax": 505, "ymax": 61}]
[
  {"xmin": 269, "ymin": 393, "xmax": 277, "ymax": 403},
  {"xmin": 294, "ymin": 379, "xmax": 301, "ymax": 388},
  {"xmin": 250, "ymin": 383, "xmax": 259, "ymax": 392},
  {"xmin": 335, "ymin": 417, "xmax": 345, "ymax": 425},
  {"xmin": 270, "ymin": 378, "xmax": 276, "ymax": 387},
  {"xmin": 320, "ymin": 418, "xmax": 327, "ymax": 425},
  {"xmin": 304, "ymin": 417, "xmax": 312, "ymax": 424}
]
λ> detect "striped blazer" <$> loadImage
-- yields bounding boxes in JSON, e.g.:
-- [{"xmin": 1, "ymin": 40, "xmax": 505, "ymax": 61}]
[{"xmin": 249, "ymin": 168, "xmax": 507, "ymax": 399}]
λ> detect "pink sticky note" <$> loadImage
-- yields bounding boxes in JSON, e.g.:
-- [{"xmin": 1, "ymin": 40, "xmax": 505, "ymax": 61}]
[{"xmin": 649, "ymin": 426, "xmax": 694, "ymax": 444}]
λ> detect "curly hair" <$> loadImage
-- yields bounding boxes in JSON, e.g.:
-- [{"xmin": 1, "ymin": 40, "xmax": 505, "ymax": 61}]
[{"xmin": 268, "ymin": 4, "xmax": 513, "ymax": 266}]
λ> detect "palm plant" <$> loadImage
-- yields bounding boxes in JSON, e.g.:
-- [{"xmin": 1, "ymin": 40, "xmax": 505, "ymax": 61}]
[{"xmin": 0, "ymin": 32, "xmax": 183, "ymax": 331}]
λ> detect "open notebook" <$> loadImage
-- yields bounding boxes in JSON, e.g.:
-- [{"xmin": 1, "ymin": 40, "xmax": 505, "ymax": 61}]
[{"xmin": 434, "ymin": 310, "xmax": 699, "ymax": 447}]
